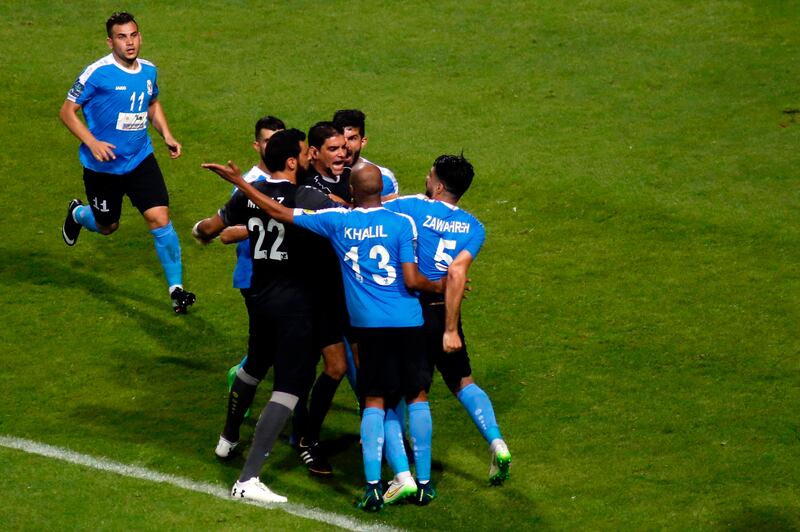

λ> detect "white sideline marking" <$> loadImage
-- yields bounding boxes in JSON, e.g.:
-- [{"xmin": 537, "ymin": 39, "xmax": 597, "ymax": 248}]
[{"xmin": 0, "ymin": 435, "xmax": 401, "ymax": 532}]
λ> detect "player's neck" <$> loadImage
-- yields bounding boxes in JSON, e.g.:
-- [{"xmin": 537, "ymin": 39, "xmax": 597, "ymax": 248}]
[
  {"xmin": 433, "ymin": 192, "xmax": 459, "ymax": 206},
  {"xmin": 312, "ymin": 162, "xmax": 337, "ymax": 179},
  {"xmin": 272, "ymin": 169, "xmax": 296, "ymax": 184},
  {"xmin": 355, "ymin": 195, "xmax": 381, "ymax": 209},
  {"xmin": 112, "ymin": 53, "xmax": 139, "ymax": 70},
  {"xmin": 257, "ymin": 161, "xmax": 269, "ymax": 174}
]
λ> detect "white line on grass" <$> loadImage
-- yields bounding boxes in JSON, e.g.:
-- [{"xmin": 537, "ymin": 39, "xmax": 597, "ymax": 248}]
[{"xmin": 0, "ymin": 435, "xmax": 401, "ymax": 532}]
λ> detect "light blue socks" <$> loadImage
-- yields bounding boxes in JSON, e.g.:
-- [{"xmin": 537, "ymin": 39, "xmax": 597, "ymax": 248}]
[
  {"xmin": 150, "ymin": 221, "xmax": 183, "ymax": 289},
  {"xmin": 384, "ymin": 404, "xmax": 410, "ymax": 476},
  {"xmin": 408, "ymin": 401, "xmax": 432, "ymax": 482},
  {"xmin": 457, "ymin": 383, "xmax": 502, "ymax": 443},
  {"xmin": 73, "ymin": 204, "xmax": 98, "ymax": 232},
  {"xmin": 361, "ymin": 407, "xmax": 385, "ymax": 483}
]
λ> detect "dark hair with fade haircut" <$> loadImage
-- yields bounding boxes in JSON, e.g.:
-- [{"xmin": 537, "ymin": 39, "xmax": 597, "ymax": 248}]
[
  {"xmin": 255, "ymin": 115, "xmax": 285, "ymax": 139},
  {"xmin": 106, "ymin": 12, "xmax": 137, "ymax": 38},
  {"xmin": 262, "ymin": 128, "xmax": 306, "ymax": 173},
  {"xmin": 434, "ymin": 153, "xmax": 475, "ymax": 199},
  {"xmin": 332, "ymin": 109, "xmax": 366, "ymax": 136},
  {"xmin": 307, "ymin": 121, "xmax": 343, "ymax": 149}
]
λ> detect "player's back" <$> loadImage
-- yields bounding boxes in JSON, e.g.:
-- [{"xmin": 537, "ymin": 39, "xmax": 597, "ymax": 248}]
[
  {"xmin": 294, "ymin": 206, "xmax": 423, "ymax": 328},
  {"xmin": 221, "ymin": 179, "xmax": 322, "ymax": 315},
  {"xmin": 384, "ymin": 194, "xmax": 486, "ymax": 281}
]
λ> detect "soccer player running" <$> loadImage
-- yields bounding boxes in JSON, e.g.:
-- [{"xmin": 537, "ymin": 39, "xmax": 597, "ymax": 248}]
[
  {"xmin": 333, "ymin": 109, "xmax": 400, "ymax": 201},
  {"xmin": 202, "ymin": 161, "xmax": 443, "ymax": 512},
  {"xmin": 59, "ymin": 12, "xmax": 195, "ymax": 313},
  {"xmin": 218, "ymin": 116, "xmax": 286, "ymax": 399},
  {"xmin": 384, "ymin": 154, "xmax": 512, "ymax": 486},
  {"xmin": 193, "ymin": 129, "xmax": 334, "ymax": 503}
]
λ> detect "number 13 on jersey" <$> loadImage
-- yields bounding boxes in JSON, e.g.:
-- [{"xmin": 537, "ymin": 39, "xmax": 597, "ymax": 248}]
[{"xmin": 344, "ymin": 245, "xmax": 397, "ymax": 286}]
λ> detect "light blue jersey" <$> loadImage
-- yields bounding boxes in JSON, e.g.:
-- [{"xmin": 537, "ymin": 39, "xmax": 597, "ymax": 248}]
[
  {"xmin": 293, "ymin": 207, "xmax": 423, "ymax": 328},
  {"xmin": 362, "ymin": 157, "xmax": 399, "ymax": 197},
  {"xmin": 384, "ymin": 194, "xmax": 486, "ymax": 281},
  {"xmin": 67, "ymin": 54, "xmax": 159, "ymax": 174},
  {"xmin": 231, "ymin": 166, "xmax": 269, "ymax": 289}
]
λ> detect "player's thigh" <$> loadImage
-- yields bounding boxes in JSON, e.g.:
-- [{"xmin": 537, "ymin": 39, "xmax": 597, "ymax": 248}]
[
  {"xmin": 353, "ymin": 328, "xmax": 399, "ymax": 401},
  {"xmin": 244, "ymin": 304, "xmax": 278, "ymax": 380},
  {"xmin": 124, "ymin": 154, "xmax": 170, "ymax": 214},
  {"xmin": 83, "ymin": 167, "xmax": 124, "ymax": 227},
  {"xmin": 272, "ymin": 315, "xmax": 316, "ymax": 397},
  {"xmin": 397, "ymin": 326, "xmax": 431, "ymax": 400},
  {"xmin": 423, "ymin": 306, "xmax": 472, "ymax": 389}
]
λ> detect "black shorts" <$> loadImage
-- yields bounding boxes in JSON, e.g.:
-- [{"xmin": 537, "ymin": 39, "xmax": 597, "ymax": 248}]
[
  {"xmin": 353, "ymin": 326, "xmax": 430, "ymax": 405},
  {"xmin": 243, "ymin": 298, "xmax": 316, "ymax": 397},
  {"xmin": 422, "ymin": 299, "xmax": 473, "ymax": 390},
  {"xmin": 82, "ymin": 153, "xmax": 169, "ymax": 227},
  {"xmin": 312, "ymin": 284, "xmax": 351, "ymax": 350}
]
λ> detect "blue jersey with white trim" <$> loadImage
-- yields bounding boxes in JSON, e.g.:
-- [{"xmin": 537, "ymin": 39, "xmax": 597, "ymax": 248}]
[
  {"xmin": 384, "ymin": 194, "xmax": 486, "ymax": 281},
  {"xmin": 67, "ymin": 54, "xmax": 159, "ymax": 174},
  {"xmin": 293, "ymin": 206, "xmax": 423, "ymax": 328},
  {"xmin": 231, "ymin": 166, "xmax": 269, "ymax": 289},
  {"xmin": 362, "ymin": 157, "xmax": 399, "ymax": 196}
]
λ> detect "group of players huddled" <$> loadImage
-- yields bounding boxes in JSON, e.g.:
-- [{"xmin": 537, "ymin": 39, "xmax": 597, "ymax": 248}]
[{"xmin": 60, "ymin": 12, "xmax": 511, "ymax": 512}]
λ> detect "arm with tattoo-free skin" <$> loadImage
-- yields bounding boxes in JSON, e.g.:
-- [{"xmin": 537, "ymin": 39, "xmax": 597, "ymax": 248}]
[
  {"xmin": 202, "ymin": 161, "xmax": 295, "ymax": 224},
  {"xmin": 443, "ymin": 250, "xmax": 473, "ymax": 353}
]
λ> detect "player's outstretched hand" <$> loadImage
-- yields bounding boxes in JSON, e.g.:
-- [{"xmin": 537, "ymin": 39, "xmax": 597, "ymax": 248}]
[
  {"xmin": 165, "ymin": 136, "xmax": 182, "ymax": 159},
  {"xmin": 202, "ymin": 161, "xmax": 244, "ymax": 186},
  {"xmin": 87, "ymin": 139, "xmax": 117, "ymax": 161},
  {"xmin": 443, "ymin": 330, "xmax": 463, "ymax": 353}
]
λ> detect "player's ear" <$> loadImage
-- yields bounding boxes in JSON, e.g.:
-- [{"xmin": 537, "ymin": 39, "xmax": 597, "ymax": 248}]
[
  {"xmin": 308, "ymin": 146, "xmax": 319, "ymax": 160},
  {"xmin": 252, "ymin": 140, "xmax": 260, "ymax": 153},
  {"xmin": 106, "ymin": 36, "xmax": 113, "ymax": 49},
  {"xmin": 361, "ymin": 136, "xmax": 368, "ymax": 149},
  {"xmin": 287, "ymin": 157, "xmax": 297, "ymax": 171}
]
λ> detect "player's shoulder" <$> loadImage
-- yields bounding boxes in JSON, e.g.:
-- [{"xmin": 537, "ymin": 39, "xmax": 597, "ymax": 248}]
[
  {"xmin": 243, "ymin": 166, "xmax": 269, "ymax": 183},
  {"xmin": 138, "ymin": 58, "xmax": 157, "ymax": 69},
  {"xmin": 76, "ymin": 54, "xmax": 117, "ymax": 82}
]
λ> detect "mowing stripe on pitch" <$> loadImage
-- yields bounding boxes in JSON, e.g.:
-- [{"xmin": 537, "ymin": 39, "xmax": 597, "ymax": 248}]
[{"xmin": 0, "ymin": 435, "xmax": 401, "ymax": 532}]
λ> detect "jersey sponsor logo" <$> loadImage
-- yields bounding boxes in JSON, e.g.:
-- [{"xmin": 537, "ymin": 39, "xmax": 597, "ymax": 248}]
[
  {"xmin": 146, "ymin": 79, "xmax": 153, "ymax": 96},
  {"xmin": 115, "ymin": 111, "xmax": 148, "ymax": 131},
  {"xmin": 344, "ymin": 225, "xmax": 387, "ymax": 240},
  {"xmin": 115, "ymin": 85, "xmax": 127, "ymax": 91},
  {"xmin": 68, "ymin": 80, "xmax": 84, "ymax": 99},
  {"xmin": 422, "ymin": 215, "xmax": 471, "ymax": 234}
]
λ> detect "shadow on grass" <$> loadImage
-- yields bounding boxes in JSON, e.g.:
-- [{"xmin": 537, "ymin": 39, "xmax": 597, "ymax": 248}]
[{"xmin": 723, "ymin": 507, "xmax": 799, "ymax": 531}]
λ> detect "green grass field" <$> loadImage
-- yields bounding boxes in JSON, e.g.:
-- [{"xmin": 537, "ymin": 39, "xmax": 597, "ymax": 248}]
[{"xmin": 1, "ymin": 0, "xmax": 799, "ymax": 529}]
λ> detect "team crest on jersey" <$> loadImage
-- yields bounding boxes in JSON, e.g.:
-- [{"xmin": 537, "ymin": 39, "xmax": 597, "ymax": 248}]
[
  {"xmin": 147, "ymin": 79, "xmax": 153, "ymax": 96},
  {"xmin": 68, "ymin": 80, "xmax": 84, "ymax": 99}
]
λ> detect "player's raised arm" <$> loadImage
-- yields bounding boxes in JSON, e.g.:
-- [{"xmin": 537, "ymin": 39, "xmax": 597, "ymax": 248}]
[{"xmin": 202, "ymin": 161, "xmax": 295, "ymax": 224}]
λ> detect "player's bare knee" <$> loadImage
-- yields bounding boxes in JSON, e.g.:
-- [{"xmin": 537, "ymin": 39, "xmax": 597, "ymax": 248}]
[
  {"xmin": 97, "ymin": 222, "xmax": 118, "ymax": 235},
  {"xmin": 322, "ymin": 343, "xmax": 347, "ymax": 379}
]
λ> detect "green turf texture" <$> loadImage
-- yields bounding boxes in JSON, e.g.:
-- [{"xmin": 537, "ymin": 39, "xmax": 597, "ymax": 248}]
[{"xmin": 1, "ymin": 0, "xmax": 799, "ymax": 530}]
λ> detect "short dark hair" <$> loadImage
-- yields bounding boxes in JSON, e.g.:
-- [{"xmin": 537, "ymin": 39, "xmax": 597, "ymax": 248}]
[
  {"xmin": 262, "ymin": 128, "xmax": 306, "ymax": 173},
  {"xmin": 106, "ymin": 12, "xmax": 137, "ymax": 37},
  {"xmin": 254, "ymin": 116, "xmax": 285, "ymax": 139},
  {"xmin": 332, "ymin": 109, "xmax": 366, "ymax": 136},
  {"xmin": 307, "ymin": 121, "xmax": 343, "ymax": 149},
  {"xmin": 434, "ymin": 154, "xmax": 474, "ymax": 198}
]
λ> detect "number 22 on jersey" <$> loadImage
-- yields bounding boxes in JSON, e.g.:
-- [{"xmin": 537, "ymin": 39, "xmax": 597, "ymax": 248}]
[{"xmin": 248, "ymin": 218, "xmax": 287, "ymax": 261}]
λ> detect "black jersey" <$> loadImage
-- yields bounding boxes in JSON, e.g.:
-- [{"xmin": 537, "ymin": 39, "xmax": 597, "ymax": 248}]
[
  {"xmin": 301, "ymin": 167, "xmax": 351, "ymax": 203},
  {"xmin": 220, "ymin": 179, "xmax": 334, "ymax": 314}
]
